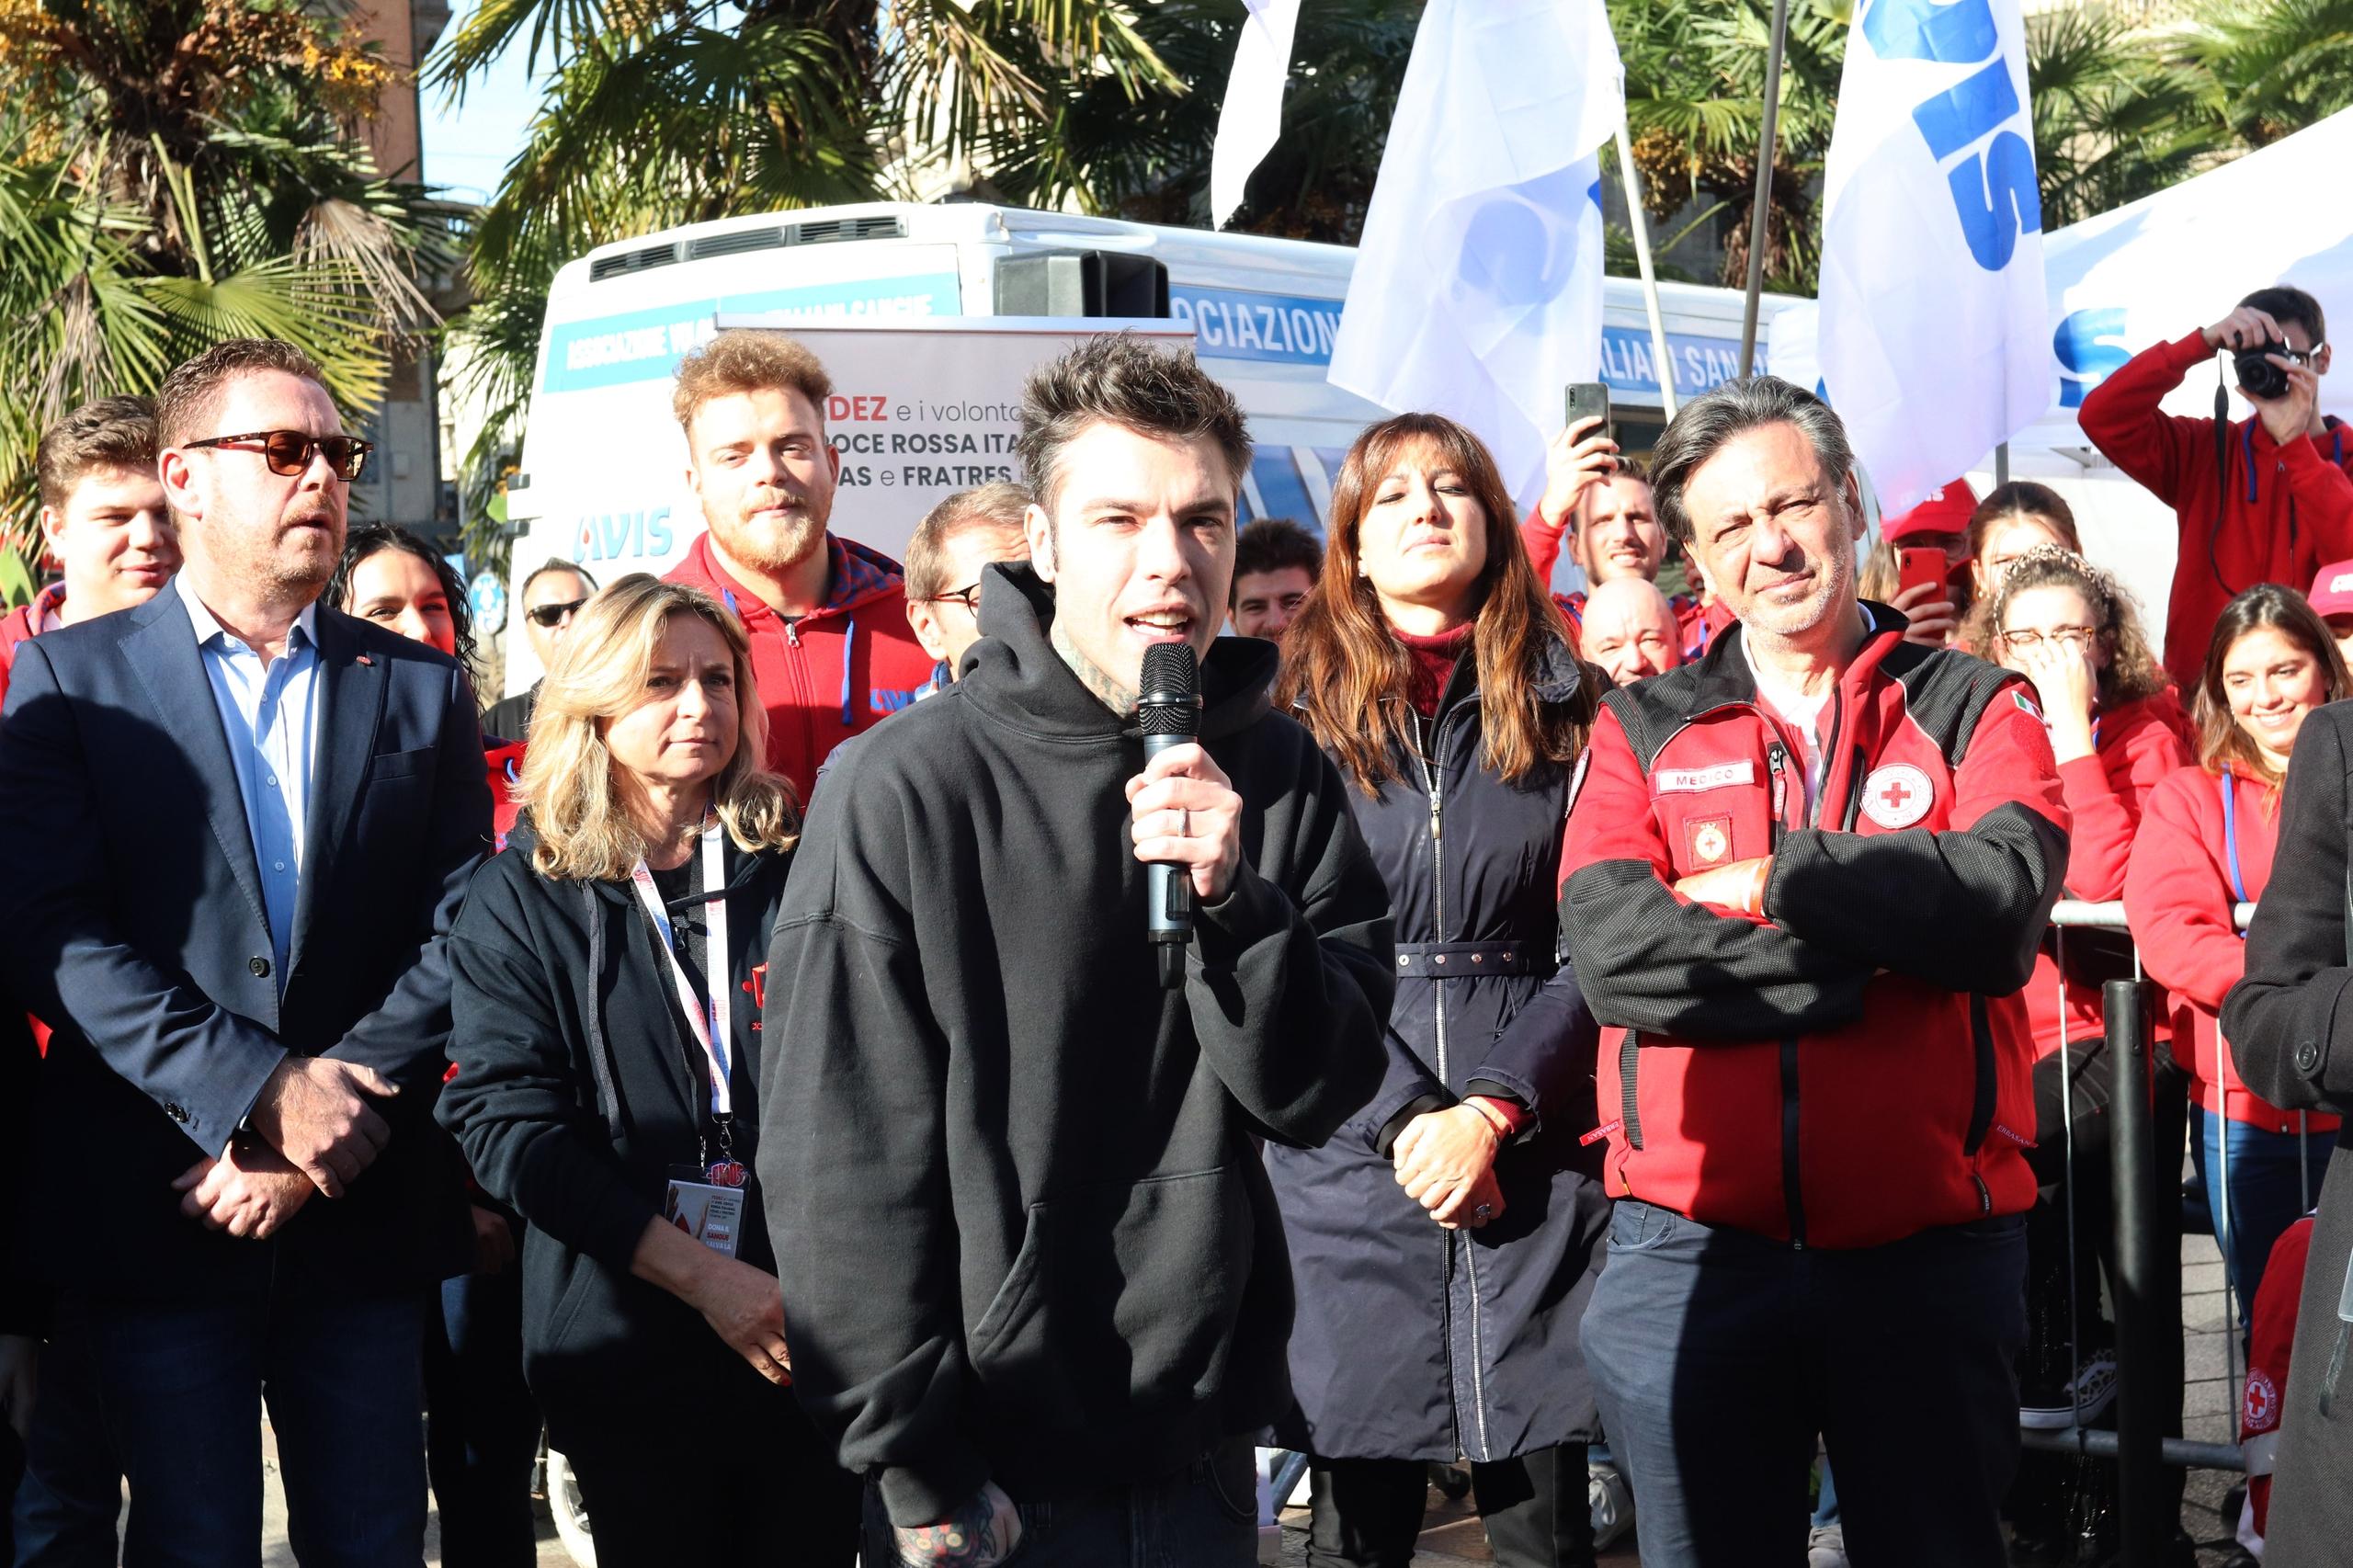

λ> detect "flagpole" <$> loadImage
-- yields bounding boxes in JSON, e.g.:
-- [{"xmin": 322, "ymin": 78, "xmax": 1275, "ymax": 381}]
[
  {"xmin": 1737, "ymin": 0, "xmax": 1793, "ymax": 377},
  {"xmin": 1995, "ymin": 441, "xmax": 2011, "ymax": 486},
  {"xmin": 1613, "ymin": 119, "xmax": 1678, "ymax": 420}
]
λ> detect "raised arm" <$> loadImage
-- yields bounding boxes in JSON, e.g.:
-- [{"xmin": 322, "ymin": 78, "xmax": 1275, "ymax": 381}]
[{"xmin": 2076, "ymin": 330, "xmax": 2213, "ymax": 510}]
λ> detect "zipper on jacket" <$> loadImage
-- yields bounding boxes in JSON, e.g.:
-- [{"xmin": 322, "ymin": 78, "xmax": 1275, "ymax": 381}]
[
  {"xmin": 1766, "ymin": 741, "xmax": 1790, "ymax": 848},
  {"xmin": 1619, "ymin": 1028, "xmax": 1643, "ymax": 1151},
  {"xmin": 1962, "ymin": 993, "xmax": 1997, "ymax": 1157},
  {"xmin": 1840, "ymin": 745, "xmax": 1869, "ymax": 832},
  {"xmin": 1780, "ymin": 1038, "xmax": 1806, "ymax": 1248}
]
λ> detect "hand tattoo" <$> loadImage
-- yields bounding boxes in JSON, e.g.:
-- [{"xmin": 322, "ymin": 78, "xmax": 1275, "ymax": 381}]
[{"xmin": 894, "ymin": 1488, "xmax": 1008, "ymax": 1566}]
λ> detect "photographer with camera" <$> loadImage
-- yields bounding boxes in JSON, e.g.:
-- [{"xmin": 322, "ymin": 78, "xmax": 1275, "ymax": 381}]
[{"xmin": 2080, "ymin": 287, "xmax": 2353, "ymax": 691}]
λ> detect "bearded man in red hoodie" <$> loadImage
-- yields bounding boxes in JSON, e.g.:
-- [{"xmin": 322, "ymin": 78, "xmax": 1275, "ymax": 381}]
[
  {"xmin": 2080, "ymin": 286, "xmax": 2353, "ymax": 689},
  {"xmin": 664, "ymin": 330, "xmax": 936, "ymax": 807}
]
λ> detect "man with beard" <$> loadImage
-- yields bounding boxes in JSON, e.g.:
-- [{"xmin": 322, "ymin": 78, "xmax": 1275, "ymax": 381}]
[
  {"xmin": 760, "ymin": 334, "xmax": 1392, "ymax": 1567},
  {"xmin": 0, "ymin": 338, "xmax": 491, "ymax": 1563},
  {"xmin": 664, "ymin": 330, "xmax": 935, "ymax": 806},
  {"xmin": 1558, "ymin": 377, "xmax": 2069, "ymax": 1567}
]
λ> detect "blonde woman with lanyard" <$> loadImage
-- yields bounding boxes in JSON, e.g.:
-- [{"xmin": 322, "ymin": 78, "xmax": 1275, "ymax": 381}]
[{"xmin": 438, "ymin": 574, "xmax": 858, "ymax": 1565}]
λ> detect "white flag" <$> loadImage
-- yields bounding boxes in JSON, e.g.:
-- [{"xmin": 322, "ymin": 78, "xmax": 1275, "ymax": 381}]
[
  {"xmin": 1210, "ymin": 0, "xmax": 1304, "ymax": 229},
  {"xmin": 1816, "ymin": 0, "xmax": 2051, "ymax": 516},
  {"xmin": 1329, "ymin": 0, "xmax": 1624, "ymax": 506}
]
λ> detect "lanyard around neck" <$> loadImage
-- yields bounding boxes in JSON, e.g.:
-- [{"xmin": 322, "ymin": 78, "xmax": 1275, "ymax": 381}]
[{"xmin": 629, "ymin": 820, "xmax": 732, "ymax": 1117}]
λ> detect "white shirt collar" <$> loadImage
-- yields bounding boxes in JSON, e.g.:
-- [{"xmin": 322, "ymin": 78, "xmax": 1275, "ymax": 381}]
[{"xmin": 185, "ymin": 590, "xmax": 319, "ymax": 654}]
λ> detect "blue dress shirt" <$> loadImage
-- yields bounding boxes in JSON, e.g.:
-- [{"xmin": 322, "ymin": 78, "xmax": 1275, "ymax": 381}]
[{"xmin": 185, "ymin": 593, "xmax": 322, "ymax": 991}]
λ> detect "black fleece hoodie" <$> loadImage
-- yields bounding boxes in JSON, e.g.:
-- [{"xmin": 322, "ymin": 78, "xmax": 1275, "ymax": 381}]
[
  {"xmin": 438, "ymin": 829, "xmax": 793, "ymax": 1435},
  {"xmin": 758, "ymin": 562, "xmax": 1394, "ymax": 1526}
]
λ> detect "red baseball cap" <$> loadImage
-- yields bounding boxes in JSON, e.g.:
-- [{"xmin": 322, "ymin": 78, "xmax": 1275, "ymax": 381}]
[
  {"xmin": 2311, "ymin": 559, "xmax": 2353, "ymax": 619},
  {"xmin": 1881, "ymin": 480, "xmax": 1979, "ymax": 546}
]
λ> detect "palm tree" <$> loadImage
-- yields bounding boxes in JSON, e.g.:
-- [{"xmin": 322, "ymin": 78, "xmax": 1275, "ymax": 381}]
[
  {"xmin": 0, "ymin": 1, "xmax": 448, "ymax": 555},
  {"xmin": 2175, "ymin": 0, "xmax": 2353, "ymax": 149},
  {"xmin": 435, "ymin": 0, "xmax": 1182, "ymax": 559},
  {"xmin": 2026, "ymin": 6, "xmax": 2223, "ymax": 230}
]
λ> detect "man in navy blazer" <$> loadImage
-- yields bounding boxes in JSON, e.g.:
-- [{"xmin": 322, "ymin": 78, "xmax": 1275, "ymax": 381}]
[{"xmin": 0, "ymin": 339, "xmax": 492, "ymax": 1565}]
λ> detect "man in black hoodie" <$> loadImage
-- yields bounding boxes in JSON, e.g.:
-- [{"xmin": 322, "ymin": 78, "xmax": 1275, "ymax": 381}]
[{"xmin": 759, "ymin": 335, "xmax": 1393, "ymax": 1568}]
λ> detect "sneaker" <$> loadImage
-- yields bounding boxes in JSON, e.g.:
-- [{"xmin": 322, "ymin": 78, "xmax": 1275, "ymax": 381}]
[
  {"xmin": 1806, "ymin": 1523, "xmax": 1849, "ymax": 1568},
  {"xmin": 1588, "ymin": 1462, "xmax": 1634, "ymax": 1551},
  {"xmin": 2019, "ymin": 1346, "xmax": 2119, "ymax": 1428}
]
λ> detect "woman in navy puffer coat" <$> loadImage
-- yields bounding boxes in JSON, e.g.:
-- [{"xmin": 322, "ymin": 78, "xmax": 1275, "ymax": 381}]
[{"xmin": 1271, "ymin": 412, "xmax": 1611, "ymax": 1568}]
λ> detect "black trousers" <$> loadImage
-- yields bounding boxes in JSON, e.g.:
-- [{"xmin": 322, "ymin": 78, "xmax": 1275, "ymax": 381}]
[
  {"xmin": 1305, "ymin": 1445, "xmax": 1595, "ymax": 1568},
  {"xmin": 554, "ymin": 1391, "xmax": 859, "ymax": 1568}
]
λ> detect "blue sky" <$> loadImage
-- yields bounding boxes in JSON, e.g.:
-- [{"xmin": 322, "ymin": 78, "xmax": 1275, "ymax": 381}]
[{"xmin": 418, "ymin": 7, "xmax": 544, "ymax": 207}]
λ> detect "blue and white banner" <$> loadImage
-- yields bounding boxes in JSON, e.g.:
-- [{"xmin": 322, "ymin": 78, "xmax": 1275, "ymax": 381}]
[
  {"xmin": 1816, "ymin": 0, "xmax": 2050, "ymax": 516},
  {"xmin": 1328, "ymin": 0, "xmax": 1624, "ymax": 506}
]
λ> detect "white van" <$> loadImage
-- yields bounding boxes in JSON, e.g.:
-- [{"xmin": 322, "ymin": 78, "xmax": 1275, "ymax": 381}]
[{"xmin": 494, "ymin": 200, "xmax": 1796, "ymax": 695}]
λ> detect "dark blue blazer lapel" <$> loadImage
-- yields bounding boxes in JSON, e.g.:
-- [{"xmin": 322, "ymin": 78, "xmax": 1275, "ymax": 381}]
[
  {"xmin": 291, "ymin": 607, "xmax": 386, "ymax": 975},
  {"xmin": 120, "ymin": 583, "xmax": 271, "ymax": 945}
]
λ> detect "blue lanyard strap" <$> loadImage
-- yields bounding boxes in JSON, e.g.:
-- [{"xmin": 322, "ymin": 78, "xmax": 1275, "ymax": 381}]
[{"xmin": 2221, "ymin": 771, "xmax": 2250, "ymax": 916}]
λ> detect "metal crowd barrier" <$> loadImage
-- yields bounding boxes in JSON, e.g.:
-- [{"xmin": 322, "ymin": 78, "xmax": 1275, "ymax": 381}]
[{"xmin": 2045, "ymin": 899, "xmax": 2317, "ymax": 1558}]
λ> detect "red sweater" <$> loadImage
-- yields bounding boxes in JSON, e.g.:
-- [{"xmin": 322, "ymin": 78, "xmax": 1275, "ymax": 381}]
[
  {"xmin": 2078, "ymin": 331, "xmax": 2353, "ymax": 691},
  {"xmin": 2023, "ymin": 690, "xmax": 2192, "ymax": 1058},
  {"xmin": 2123, "ymin": 763, "xmax": 2341, "ymax": 1131},
  {"xmin": 664, "ymin": 531, "xmax": 935, "ymax": 810}
]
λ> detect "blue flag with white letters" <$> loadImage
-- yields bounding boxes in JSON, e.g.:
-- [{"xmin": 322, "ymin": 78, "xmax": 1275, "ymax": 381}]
[{"xmin": 1816, "ymin": 0, "xmax": 2050, "ymax": 515}]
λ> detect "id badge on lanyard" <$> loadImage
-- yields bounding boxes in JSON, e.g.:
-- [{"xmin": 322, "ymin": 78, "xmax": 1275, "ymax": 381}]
[{"xmin": 631, "ymin": 823, "xmax": 745, "ymax": 1254}]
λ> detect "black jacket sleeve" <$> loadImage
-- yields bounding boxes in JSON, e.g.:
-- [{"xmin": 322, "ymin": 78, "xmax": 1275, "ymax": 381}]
[
  {"xmin": 437, "ymin": 868, "xmax": 656, "ymax": 1274},
  {"xmin": 2224, "ymin": 704, "xmax": 2353, "ymax": 1111},
  {"xmin": 1766, "ymin": 684, "xmax": 2069, "ymax": 996},
  {"xmin": 1187, "ymin": 748, "xmax": 1393, "ymax": 1149},
  {"xmin": 1466, "ymin": 961, "xmax": 1601, "ymax": 1131}
]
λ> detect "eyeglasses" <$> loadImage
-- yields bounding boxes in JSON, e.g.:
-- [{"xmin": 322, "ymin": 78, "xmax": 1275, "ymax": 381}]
[
  {"xmin": 526, "ymin": 597, "xmax": 589, "ymax": 628},
  {"xmin": 182, "ymin": 429, "xmax": 373, "ymax": 482},
  {"xmin": 2001, "ymin": 624, "xmax": 2100, "ymax": 650},
  {"xmin": 926, "ymin": 583, "xmax": 983, "ymax": 612},
  {"xmin": 2277, "ymin": 344, "xmax": 2328, "ymax": 367}
]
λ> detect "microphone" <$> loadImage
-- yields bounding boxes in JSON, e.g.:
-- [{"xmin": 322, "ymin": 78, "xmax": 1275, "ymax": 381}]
[{"xmin": 1139, "ymin": 642, "xmax": 1203, "ymax": 991}]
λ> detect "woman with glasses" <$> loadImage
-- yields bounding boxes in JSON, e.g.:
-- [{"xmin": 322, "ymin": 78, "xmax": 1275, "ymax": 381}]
[
  {"xmin": 2128, "ymin": 585, "xmax": 2347, "ymax": 1318},
  {"xmin": 1979, "ymin": 547, "xmax": 2188, "ymax": 1551},
  {"xmin": 438, "ymin": 575, "xmax": 858, "ymax": 1564}
]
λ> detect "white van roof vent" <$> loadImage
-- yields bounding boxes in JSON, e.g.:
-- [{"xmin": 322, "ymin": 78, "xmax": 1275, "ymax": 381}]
[
  {"xmin": 688, "ymin": 227, "xmax": 790, "ymax": 260},
  {"xmin": 588, "ymin": 241, "xmax": 683, "ymax": 281},
  {"xmin": 791, "ymin": 215, "xmax": 904, "ymax": 245}
]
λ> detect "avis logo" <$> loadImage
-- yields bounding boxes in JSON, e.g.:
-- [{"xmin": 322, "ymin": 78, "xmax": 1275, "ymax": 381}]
[
  {"xmin": 2054, "ymin": 307, "xmax": 2131, "ymax": 409},
  {"xmin": 1862, "ymin": 0, "xmax": 2043, "ymax": 271},
  {"xmin": 573, "ymin": 507, "xmax": 674, "ymax": 564}
]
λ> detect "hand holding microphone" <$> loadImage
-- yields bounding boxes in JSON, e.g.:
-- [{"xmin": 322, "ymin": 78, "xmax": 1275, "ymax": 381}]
[{"xmin": 1131, "ymin": 643, "xmax": 1242, "ymax": 988}]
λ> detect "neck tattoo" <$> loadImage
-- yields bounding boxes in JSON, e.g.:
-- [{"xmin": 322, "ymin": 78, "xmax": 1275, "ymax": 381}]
[{"xmin": 1051, "ymin": 619, "xmax": 1140, "ymax": 717}]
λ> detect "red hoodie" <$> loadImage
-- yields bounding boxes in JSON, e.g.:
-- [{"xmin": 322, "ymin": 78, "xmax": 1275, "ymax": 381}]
[
  {"xmin": 0, "ymin": 582, "xmax": 67, "ymax": 711},
  {"xmin": 2023, "ymin": 689, "xmax": 2192, "ymax": 1058},
  {"xmin": 2078, "ymin": 331, "xmax": 2353, "ymax": 690},
  {"xmin": 2123, "ymin": 762, "xmax": 2342, "ymax": 1132},
  {"xmin": 1519, "ymin": 507, "xmax": 1712, "ymax": 659},
  {"xmin": 665, "ymin": 531, "xmax": 935, "ymax": 809}
]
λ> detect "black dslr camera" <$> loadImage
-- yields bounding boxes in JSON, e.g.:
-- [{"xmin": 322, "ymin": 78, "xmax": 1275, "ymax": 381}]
[{"xmin": 2234, "ymin": 339, "xmax": 2296, "ymax": 402}]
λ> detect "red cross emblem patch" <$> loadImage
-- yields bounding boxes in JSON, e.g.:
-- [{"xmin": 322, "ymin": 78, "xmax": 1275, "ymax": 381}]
[{"xmin": 1860, "ymin": 763, "xmax": 1933, "ymax": 829}]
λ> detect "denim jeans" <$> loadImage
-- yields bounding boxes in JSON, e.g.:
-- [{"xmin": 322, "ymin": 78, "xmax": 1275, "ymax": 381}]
[
  {"xmin": 12, "ymin": 1289, "xmax": 426, "ymax": 1568},
  {"xmin": 2190, "ymin": 1104, "xmax": 2333, "ymax": 1312},
  {"xmin": 1581, "ymin": 1201, "xmax": 2025, "ymax": 1568},
  {"xmin": 859, "ymin": 1440, "xmax": 1259, "ymax": 1568},
  {"xmin": 421, "ymin": 1264, "xmax": 540, "ymax": 1568}
]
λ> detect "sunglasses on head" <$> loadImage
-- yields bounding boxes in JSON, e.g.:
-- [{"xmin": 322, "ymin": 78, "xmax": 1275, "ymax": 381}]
[
  {"xmin": 182, "ymin": 429, "xmax": 373, "ymax": 482},
  {"xmin": 527, "ymin": 597, "xmax": 589, "ymax": 628}
]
